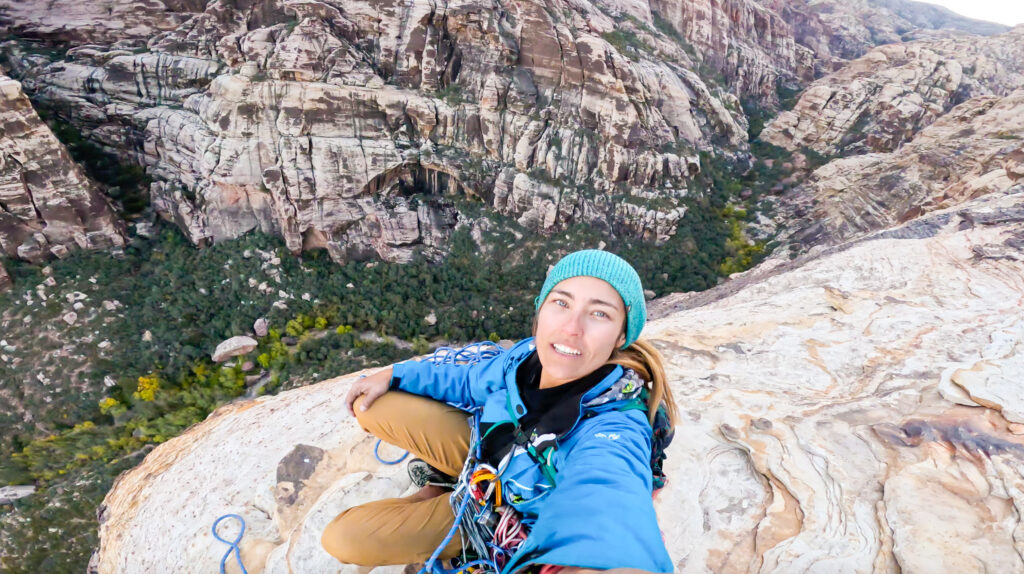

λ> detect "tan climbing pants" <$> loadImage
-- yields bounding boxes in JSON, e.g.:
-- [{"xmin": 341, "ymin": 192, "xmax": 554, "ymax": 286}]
[{"xmin": 321, "ymin": 391, "xmax": 471, "ymax": 565}]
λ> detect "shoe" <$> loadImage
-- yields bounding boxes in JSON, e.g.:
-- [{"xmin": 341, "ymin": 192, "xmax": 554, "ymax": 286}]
[{"xmin": 407, "ymin": 458, "xmax": 455, "ymax": 488}]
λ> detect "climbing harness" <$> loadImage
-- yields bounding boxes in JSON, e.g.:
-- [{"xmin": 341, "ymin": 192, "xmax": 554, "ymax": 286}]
[
  {"xmin": 212, "ymin": 514, "xmax": 249, "ymax": 574},
  {"xmin": 418, "ymin": 405, "xmax": 531, "ymax": 574},
  {"xmin": 405, "ymin": 340, "xmax": 532, "ymax": 574}
]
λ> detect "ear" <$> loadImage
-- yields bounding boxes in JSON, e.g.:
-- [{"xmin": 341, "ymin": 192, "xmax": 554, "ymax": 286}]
[{"xmin": 616, "ymin": 330, "xmax": 626, "ymax": 348}]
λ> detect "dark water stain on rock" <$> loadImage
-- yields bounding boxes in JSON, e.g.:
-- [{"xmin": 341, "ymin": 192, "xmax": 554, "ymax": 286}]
[
  {"xmin": 276, "ymin": 444, "xmax": 326, "ymax": 503},
  {"xmin": 874, "ymin": 418, "xmax": 1024, "ymax": 458}
]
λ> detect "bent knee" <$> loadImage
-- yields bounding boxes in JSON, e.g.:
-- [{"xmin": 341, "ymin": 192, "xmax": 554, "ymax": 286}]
[{"xmin": 322, "ymin": 511, "xmax": 376, "ymax": 565}]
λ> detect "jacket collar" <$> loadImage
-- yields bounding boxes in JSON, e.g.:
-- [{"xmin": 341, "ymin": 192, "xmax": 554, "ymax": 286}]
[{"xmin": 507, "ymin": 337, "xmax": 629, "ymax": 405}]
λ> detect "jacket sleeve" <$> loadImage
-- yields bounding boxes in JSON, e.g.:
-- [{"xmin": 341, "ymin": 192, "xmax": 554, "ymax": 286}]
[
  {"xmin": 504, "ymin": 411, "xmax": 674, "ymax": 573},
  {"xmin": 389, "ymin": 354, "xmax": 501, "ymax": 410}
]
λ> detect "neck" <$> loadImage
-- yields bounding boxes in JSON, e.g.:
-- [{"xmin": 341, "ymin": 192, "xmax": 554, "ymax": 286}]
[{"xmin": 538, "ymin": 371, "xmax": 570, "ymax": 389}]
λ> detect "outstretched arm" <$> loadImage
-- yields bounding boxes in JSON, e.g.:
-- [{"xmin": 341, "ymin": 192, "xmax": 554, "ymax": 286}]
[{"xmin": 504, "ymin": 411, "xmax": 673, "ymax": 573}]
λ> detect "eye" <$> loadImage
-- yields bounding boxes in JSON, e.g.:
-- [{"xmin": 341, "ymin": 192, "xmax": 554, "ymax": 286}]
[
  {"xmin": 593, "ymin": 310, "xmax": 608, "ymax": 319},
  {"xmin": 553, "ymin": 299, "xmax": 568, "ymax": 308}
]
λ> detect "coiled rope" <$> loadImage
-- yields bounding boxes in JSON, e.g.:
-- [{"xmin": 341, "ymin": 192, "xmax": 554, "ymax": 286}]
[{"xmin": 212, "ymin": 513, "xmax": 249, "ymax": 574}]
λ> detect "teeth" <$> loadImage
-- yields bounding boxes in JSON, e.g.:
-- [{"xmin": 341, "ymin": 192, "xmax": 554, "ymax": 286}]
[{"xmin": 553, "ymin": 343, "xmax": 581, "ymax": 356}]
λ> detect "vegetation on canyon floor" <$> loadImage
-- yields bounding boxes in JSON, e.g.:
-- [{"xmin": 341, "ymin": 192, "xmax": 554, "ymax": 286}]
[
  {"xmin": 0, "ymin": 25, "xmax": 799, "ymax": 572},
  {"xmin": 0, "ymin": 153, "xmax": 772, "ymax": 568}
]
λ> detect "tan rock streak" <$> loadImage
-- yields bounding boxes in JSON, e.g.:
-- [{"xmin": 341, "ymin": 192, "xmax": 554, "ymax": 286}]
[
  {"xmin": 0, "ymin": 258, "xmax": 11, "ymax": 291},
  {"xmin": 98, "ymin": 187, "xmax": 1024, "ymax": 571}
]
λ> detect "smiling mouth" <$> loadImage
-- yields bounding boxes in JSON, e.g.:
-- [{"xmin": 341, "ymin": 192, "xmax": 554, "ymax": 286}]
[{"xmin": 552, "ymin": 343, "xmax": 582, "ymax": 356}]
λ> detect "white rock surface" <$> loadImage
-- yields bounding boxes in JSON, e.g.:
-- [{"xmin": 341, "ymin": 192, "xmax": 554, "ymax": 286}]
[{"xmin": 97, "ymin": 186, "xmax": 1024, "ymax": 572}]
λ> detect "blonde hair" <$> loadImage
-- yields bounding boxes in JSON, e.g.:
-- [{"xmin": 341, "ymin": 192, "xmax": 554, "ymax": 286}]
[{"xmin": 607, "ymin": 339, "xmax": 678, "ymax": 428}]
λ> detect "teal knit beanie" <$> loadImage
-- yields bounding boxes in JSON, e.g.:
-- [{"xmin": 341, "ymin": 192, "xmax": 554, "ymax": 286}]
[{"xmin": 534, "ymin": 249, "xmax": 646, "ymax": 349}]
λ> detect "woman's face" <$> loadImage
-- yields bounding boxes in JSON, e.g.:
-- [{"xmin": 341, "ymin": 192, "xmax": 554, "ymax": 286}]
[{"xmin": 534, "ymin": 275, "xmax": 627, "ymax": 388}]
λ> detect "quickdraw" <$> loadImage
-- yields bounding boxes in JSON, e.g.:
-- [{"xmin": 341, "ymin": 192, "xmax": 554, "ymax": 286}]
[
  {"xmin": 418, "ymin": 424, "xmax": 531, "ymax": 574},
  {"xmin": 468, "ymin": 464, "xmax": 503, "ymax": 507}
]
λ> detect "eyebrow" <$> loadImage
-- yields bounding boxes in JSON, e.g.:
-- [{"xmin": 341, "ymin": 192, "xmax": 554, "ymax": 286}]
[{"xmin": 551, "ymin": 289, "xmax": 622, "ymax": 311}]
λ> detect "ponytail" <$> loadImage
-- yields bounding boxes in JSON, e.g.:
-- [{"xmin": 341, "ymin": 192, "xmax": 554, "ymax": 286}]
[{"xmin": 607, "ymin": 339, "xmax": 678, "ymax": 428}]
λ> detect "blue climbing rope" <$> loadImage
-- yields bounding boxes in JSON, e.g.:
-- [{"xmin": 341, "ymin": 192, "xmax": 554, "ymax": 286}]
[
  {"xmin": 427, "ymin": 341, "xmax": 503, "ymax": 367},
  {"xmin": 212, "ymin": 514, "xmax": 249, "ymax": 574},
  {"xmin": 418, "ymin": 491, "xmax": 474, "ymax": 574},
  {"xmin": 374, "ymin": 438, "xmax": 410, "ymax": 464}
]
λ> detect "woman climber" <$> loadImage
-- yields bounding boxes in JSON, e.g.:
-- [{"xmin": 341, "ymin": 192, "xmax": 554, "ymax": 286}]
[{"xmin": 322, "ymin": 249, "xmax": 677, "ymax": 573}]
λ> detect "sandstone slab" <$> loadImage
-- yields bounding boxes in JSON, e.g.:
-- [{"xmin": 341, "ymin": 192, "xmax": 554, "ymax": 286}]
[
  {"xmin": 98, "ymin": 186, "xmax": 1024, "ymax": 572},
  {"xmin": 779, "ymin": 90, "xmax": 1024, "ymax": 249}
]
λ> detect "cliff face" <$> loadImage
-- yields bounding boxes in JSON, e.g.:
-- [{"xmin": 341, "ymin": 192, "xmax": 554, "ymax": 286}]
[
  {"xmin": 649, "ymin": 0, "xmax": 817, "ymax": 98},
  {"xmin": 0, "ymin": 0, "xmax": 206, "ymax": 45},
  {"xmin": 95, "ymin": 184, "xmax": 1024, "ymax": 573},
  {"xmin": 2, "ymin": 0, "xmax": 762, "ymax": 262},
  {"xmin": 776, "ymin": 89, "xmax": 1024, "ymax": 248},
  {"xmin": 2, "ymin": 0, "xmax": 1012, "ymax": 263},
  {"xmin": 777, "ymin": 0, "xmax": 1009, "ymax": 63},
  {"xmin": 761, "ymin": 27, "xmax": 1024, "ymax": 156},
  {"xmin": 0, "ymin": 75, "xmax": 125, "ymax": 263}
]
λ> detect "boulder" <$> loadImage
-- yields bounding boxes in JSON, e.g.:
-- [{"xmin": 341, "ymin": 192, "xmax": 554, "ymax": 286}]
[
  {"xmin": 254, "ymin": 317, "xmax": 269, "ymax": 338},
  {"xmin": 212, "ymin": 336, "xmax": 259, "ymax": 363}
]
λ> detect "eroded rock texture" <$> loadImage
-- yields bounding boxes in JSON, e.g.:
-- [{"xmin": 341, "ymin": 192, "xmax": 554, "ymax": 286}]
[
  {"xmin": 96, "ymin": 185, "xmax": 1024, "ymax": 573},
  {"xmin": 761, "ymin": 27, "xmax": 1024, "ymax": 156},
  {"xmin": 0, "ymin": 0, "xmax": 206, "ymax": 45},
  {"xmin": 0, "ymin": 258, "xmax": 10, "ymax": 291},
  {"xmin": 3, "ymin": 0, "xmax": 1014, "ymax": 263},
  {"xmin": 649, "ymin": 0, "xmax": 816, "ymax": 99},
  {"xmin": 779, "ymin": 89, "xmax": 1024, "ymax": 248},
  {"xmin": 771, "ymin": 0, "xmax": 1008, "ymax": 64},
  {"xmin": 2, "ymin": 0, "xmax": 762, "ymax": 262},
  {"xmin": 0, "ymin": 75, "xmax": 125, "ymax": 262}
]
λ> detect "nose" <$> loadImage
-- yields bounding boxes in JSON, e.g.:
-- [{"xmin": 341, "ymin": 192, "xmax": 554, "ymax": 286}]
[{"xmin": 560, "ymin": 310, "xmax": 585, "ymax": 336}]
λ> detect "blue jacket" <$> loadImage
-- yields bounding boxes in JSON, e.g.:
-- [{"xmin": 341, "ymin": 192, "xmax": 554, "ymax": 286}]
[{"xmin": 390, "ymin": 338, "xmax": 674, "ymax": 573}]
